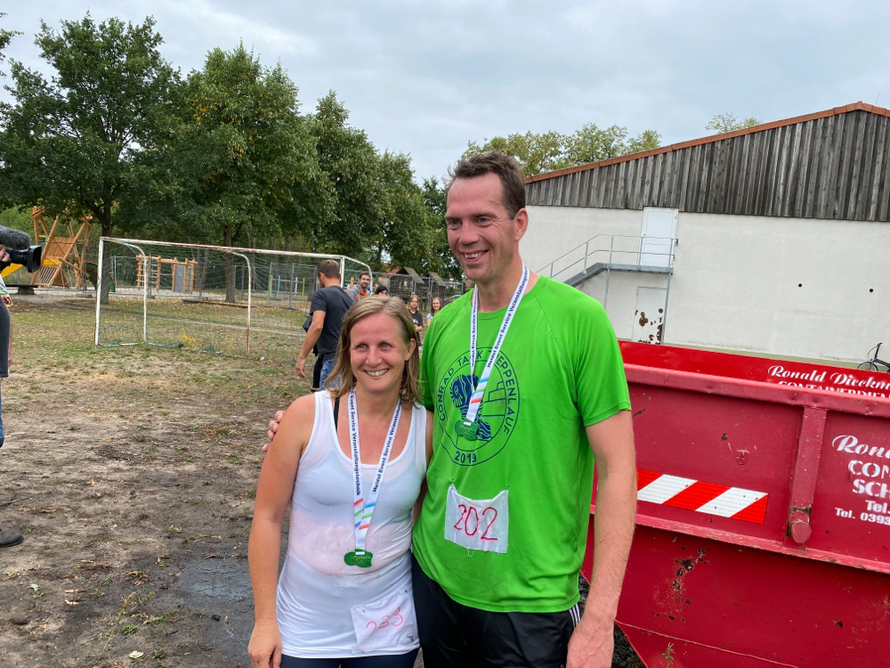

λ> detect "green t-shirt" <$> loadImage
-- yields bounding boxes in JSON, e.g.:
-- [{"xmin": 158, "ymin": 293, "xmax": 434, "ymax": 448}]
[{"xmin": 413, "ymin": 276, "xmax": 631, "ymax": 613}]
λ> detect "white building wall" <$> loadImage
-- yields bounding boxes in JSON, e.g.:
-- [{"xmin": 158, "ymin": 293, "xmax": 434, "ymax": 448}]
[{"xmin": 522, "ymin": 205, "xmax": 888, "ymax": 362}]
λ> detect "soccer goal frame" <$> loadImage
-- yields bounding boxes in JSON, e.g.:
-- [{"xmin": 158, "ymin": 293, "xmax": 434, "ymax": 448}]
[{"xmin": 94, "ymin": 237, "xmax": 372, "ymax": 360}]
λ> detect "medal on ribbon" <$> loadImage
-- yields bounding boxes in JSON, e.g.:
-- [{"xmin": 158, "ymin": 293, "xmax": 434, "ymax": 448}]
[
  {"xmin": 345, "ymin": 389, "xmax": 401, "ymax": 570},
  {"xmin": 458, "ymin": 265, "xmax": 529, "ymax": 443},
  {"xmin": 455, "ymin": 419, "xmax": 479, "ymax": 440},
  {"xmin": 344, "ymin": 549, "xmax": 374, "ymax": 568}
]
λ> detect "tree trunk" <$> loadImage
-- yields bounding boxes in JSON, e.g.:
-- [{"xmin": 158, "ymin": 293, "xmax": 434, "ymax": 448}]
[
  {"xmin": 375, "ymin": 242, "xmax": 384, "ymax": 269},
  {"xmin": 224, "ymin": 223, "xmax": 235, "ymax": 303},
  {"xmin": 197, "ymin": 248, "xmax": 210, "ymax": 298},
  {"xmin": 98, "ymin": 216, "xmax": 115, "ymax": 305}
]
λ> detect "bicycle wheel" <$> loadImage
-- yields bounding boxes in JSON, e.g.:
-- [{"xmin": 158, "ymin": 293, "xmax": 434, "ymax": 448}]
[{"xmin": 858, "ymin": 361, "xmax": 879, "ymax": 371}]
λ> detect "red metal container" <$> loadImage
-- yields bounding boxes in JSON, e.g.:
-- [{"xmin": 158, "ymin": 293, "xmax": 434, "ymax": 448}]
[{"xmin": 583, "ymin": 342, "xmax": 890, "ymax": 668}]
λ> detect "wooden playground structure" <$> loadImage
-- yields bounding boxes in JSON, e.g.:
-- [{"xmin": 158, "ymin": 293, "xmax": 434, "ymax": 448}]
[
  {"xmin": 135, "ymin": 255, "xmax": 197, "ymax": 294},
  {"xmin": 14, "ymin": 207, "xmax": 95, "ymax": 289}
]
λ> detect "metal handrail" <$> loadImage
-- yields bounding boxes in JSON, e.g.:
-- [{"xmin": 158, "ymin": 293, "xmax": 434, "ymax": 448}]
[{"xmin": 538, "ymin": 234, "xmax": 676, "ymax": 282}]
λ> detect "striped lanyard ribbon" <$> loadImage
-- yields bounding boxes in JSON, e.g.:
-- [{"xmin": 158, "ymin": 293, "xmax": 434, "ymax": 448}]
[
  {"xmin": 349, "ymin": 389, "xmax": 402, "ymax": 555},
  {"xmin": 464, "ymin": 265, "xmax": 529, "ymax": 427}
]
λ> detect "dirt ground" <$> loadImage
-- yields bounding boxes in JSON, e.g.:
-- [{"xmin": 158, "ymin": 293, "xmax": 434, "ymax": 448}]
[{"xmin": 0, "ymin": 294, "xmax": 642, "ymax": 668}]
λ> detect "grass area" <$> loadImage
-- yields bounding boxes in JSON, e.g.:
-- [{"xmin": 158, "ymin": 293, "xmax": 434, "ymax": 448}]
[
  {"xmin": 12, "ymin": 296, "xmax": 308, "ymax": 408},
  {"xmin": 96, "ymin": 294, "xmax": 312, "ymax": 364}
]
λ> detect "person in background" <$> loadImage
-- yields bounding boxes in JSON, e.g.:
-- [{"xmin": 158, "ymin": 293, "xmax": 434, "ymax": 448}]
[
  {"xmin": 249, "ymin": 296, "xmax": 432, "ymax": 668},
  {"xmin": 407, "ymin": 294, "xmax": 423, "ymax": 346},
  {"xmin": 374, "ymin": 285, "xmax": 388, "ymax": 296},
  {"xmin": 0, "ymin": 247, "xmax": 22, "ymax": 549},
  {"xmin": 348, "ymin": 272, "xmax": 371, "ymax": 302},
  {"xmin": 297, "ymin": 260, "xmax": 354, "ymax": 391},
  {"xmin": 426, "ymin": 297, "xmax": 441, "ymax": 324}
]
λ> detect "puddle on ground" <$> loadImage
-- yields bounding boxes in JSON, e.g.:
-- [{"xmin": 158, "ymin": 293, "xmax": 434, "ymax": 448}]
[
  {"xmin": 175, "ymin": 558, "xmax": 252, "ymax": 601},
  {"xmin": 173, "ymin": 558, "xmax": 254, "ymax": 662}
]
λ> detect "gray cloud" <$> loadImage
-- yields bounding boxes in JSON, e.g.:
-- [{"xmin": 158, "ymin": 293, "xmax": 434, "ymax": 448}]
[{"xmin": 3, "ymin": 0, "xmax": 889, "ymax": 181}]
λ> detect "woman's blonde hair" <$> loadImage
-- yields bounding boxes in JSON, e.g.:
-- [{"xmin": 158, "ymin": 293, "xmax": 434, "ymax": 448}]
[{"xmin": 324, "ymin": 296, "xmax": 421, "ymax": 402}]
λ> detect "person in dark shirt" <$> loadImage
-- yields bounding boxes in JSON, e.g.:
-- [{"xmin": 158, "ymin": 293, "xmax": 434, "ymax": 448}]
[
  {"xmin": 407, "ymin": 294, "xmax": 423, "ymax": 345},
  {"xmin": 0, "ymin": 247, "xmax": 22, "ymax": 549},
  {"xmin": 296, "ymin": 260, "xmax": 355, "ymax": 390}
]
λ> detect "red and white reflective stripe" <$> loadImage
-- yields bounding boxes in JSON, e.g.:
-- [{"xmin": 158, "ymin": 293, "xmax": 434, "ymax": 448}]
[{"xmin": 636, "ymin": 469, "xmax": 769, "ymax": 524}]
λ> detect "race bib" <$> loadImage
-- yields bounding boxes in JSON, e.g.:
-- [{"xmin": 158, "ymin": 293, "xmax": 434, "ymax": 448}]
[
  {"xmin": 350, "ymin": 586, "xmax": 417, "ymax": 653},
  {"xmin": 444, "ymin": 484, "xmax": 509, "ymax": 553}
]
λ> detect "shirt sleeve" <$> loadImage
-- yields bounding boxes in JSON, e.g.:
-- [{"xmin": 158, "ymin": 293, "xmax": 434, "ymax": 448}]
[
  {"xmin": 309, "ymin": 289, "xmax": 327, "ymax": 315},
  {"xmin": 574, "ymin": 300, "xmax": 631, "ymax": 426}
]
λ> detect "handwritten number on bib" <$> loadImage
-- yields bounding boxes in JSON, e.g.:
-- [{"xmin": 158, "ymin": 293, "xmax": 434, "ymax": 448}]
[{"xmin": 452, "ymin": 503, "xmax": 499, "ymax": 541}]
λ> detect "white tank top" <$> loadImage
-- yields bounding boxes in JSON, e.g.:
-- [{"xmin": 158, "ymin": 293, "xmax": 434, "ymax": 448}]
[{"xmin": 276, "ymin": 390, "xmax": 427, "ymax": 657}]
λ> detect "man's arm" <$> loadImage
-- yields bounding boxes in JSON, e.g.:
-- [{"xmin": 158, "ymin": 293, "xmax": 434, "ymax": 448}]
[
  {"xmin": 568, "ymin": 409, "xmax": 636, "ymax": 668},
  {"xmin": 295, "ymin": 310, "xmax": 325, "ymax": 379}
]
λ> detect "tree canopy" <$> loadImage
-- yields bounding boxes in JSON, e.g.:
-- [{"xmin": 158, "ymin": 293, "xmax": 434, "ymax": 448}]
[
  {"xmin": 0, "ymin": 11, "xmax": 674, "ymax": 285},
  {"xmin": 175, "ymin": 45, "xmax": 319, "ymax": 249},
  {"xmin": 0, "ymin": 15, "xmax": 180, "ymax": 237},
  {"xmin": 464, "ymin": 123, "xmax": 661, "ymax": 177},
  {"xmin": 706, "ymin": 112, "xmax": 763, "ymax": 134},
  {"xmin": 0, "ymin": 13, "xmax": 20, "ymax": 74}
]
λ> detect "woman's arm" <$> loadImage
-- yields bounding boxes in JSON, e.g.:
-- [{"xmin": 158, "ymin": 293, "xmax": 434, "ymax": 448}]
[{"xmin": 248, "ymin": 394, "xmax": 315, "ymax": 668}]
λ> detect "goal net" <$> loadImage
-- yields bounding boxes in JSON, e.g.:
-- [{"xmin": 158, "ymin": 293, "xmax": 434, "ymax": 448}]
[{"xmin": 94, "ymin": 237, "xmax": 372, "ymax": 364}]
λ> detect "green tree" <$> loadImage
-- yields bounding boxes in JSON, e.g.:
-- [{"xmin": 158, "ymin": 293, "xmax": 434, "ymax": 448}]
[
  {"xmin": 171, "ymin": 44, "xmax": 323, "ymax": 300},
  {"xmin": 464, "ymin": 123, "xmax": 661, "ymax": 177},
  {"xmin": 625, "ymin": 128, "xmax": 662, "ymax": 155},
  {"xmin": 0, "ymin": 13, "xmax": 21, "ymax": 75},
  {"xmin": 0, "ymin": 15, "xmax": 180, "ymax": 237},
  {"xmin": 368, "ymin": 151, "xmax": 437, "ymax": 272},
  {"xmin": 706, "ymin": 112, "xmax": 762, "ymax": 134},
  {"xmin": 420, "ymin": 176, "xmax": 462, "ymax": 280},
  {"xmin": 307, "ymin": 92, "xmax": 383, "ymax": 257},
  {"xmin": 0, "ymin": 207, "xmax": 31, "ymax": 235},
  {"xmin": 564, "ymin": 123, "xmax": 661, "ymax": 165},
  {"xmin": 464, "ymin": 131, "xmax": 567, "ymax": 177}
]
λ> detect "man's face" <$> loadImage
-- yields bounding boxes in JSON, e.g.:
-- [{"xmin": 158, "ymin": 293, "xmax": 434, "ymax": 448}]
[
  {"xmin": 359, "ymin": 274, "xmax": 370, "ymax": 289},
  {"xmin": 445, "ymin": 173, "xmax": 527, "ymax": 288}
]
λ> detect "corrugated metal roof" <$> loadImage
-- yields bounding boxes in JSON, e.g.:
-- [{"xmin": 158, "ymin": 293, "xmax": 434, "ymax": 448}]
[{"xmin": 524, "ymin": 102, "xmax": 890, "ymax": 221}]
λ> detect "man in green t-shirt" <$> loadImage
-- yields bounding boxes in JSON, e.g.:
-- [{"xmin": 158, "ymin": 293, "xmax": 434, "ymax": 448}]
[{"xmin": 411, "ymin": 152, "xmax": 636, "ymax": 668}]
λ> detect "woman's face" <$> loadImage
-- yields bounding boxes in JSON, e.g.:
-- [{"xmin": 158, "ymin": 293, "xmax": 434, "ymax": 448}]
[
  {"xmin": 349, "ymin": 312, "xmax": 415, "ymax": 395},
  {"xmin": 409, "ymin": 296, "xmax": 419, "ymax": 310},
  {"xmin": 432, "ymin": 298, "xmax": 441, "ymax": 311}
]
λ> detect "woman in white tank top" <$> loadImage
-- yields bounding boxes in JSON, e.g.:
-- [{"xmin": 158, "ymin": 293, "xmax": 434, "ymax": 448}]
[{"xmin": 248, "ymin": 296, "xmax": 432, "ymax": 668}]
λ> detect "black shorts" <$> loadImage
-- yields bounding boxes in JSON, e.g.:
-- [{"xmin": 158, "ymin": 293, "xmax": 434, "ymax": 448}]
[
  {"xmin": 412, "ymin": 555, "xmax": 579, "ymax": 668},
  {"xmin": 280, "ymin": 650, "xmax": 418, "ymax": 668}
]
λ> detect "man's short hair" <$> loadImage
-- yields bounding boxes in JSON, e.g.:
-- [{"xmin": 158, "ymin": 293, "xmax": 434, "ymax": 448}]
[
  {"xmin": 447, "ymin": 151, "xmax": 526, "ymax": 219},
  {"xmin": 317, "ymin": 259, "xmax": 341, "ymax": 279},
  {"xmin": 359, "ymin": 271, "xmax": 371, "ymax": 279}
]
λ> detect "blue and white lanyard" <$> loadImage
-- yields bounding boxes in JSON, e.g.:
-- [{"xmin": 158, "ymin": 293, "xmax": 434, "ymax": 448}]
[
  {"xmin": 349, "ymin": 389, "xmax": 402, "ymax": 555},
  {"xmin": 463, "ymin": 265, "xmax": 529, "ymax": 428}
]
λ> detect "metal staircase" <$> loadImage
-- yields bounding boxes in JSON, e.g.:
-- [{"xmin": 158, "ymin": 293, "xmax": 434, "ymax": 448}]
[{"xmin": 538, "ymin": 234, "xmax": 675, "ymax": 287}]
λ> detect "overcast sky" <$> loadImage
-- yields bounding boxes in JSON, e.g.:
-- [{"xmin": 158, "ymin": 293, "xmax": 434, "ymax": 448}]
[{"xmin": 3, "ymin": 0, "xmax": 889, "ymax": 182}]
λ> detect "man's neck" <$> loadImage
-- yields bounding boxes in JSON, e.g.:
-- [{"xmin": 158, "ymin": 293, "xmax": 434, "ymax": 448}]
[
  {"xmin": 475, "ymin": 263, "xmax": 538, "ymax": 312},
  {"xmin": 321, "ymin": 276, "xmax": 341, "ymax": 288}
]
